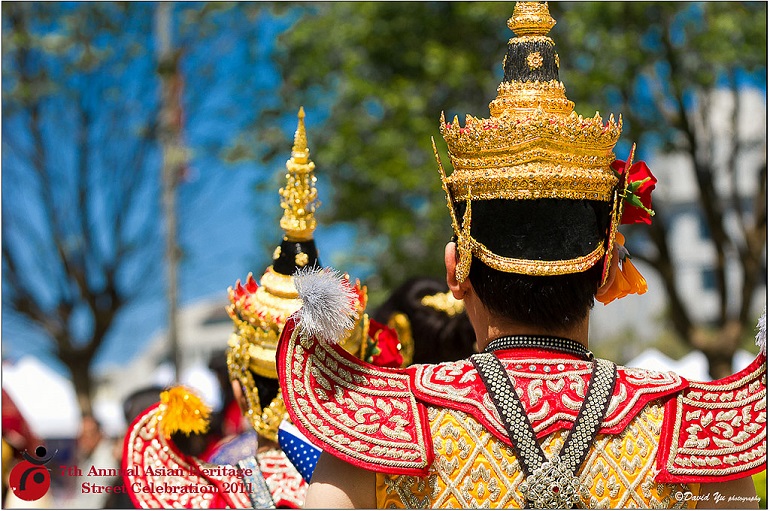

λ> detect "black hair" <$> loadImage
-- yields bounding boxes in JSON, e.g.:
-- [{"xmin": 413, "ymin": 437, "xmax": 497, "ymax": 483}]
[
  {"xmin": 468, "ymin": 255, "xmax": 601, "ymax": 330},
  {"xmin": 122, "ymin": 386, "xmax": 166, "ymax": 424},
  {"xmin": 373, "ymin": 277, "xmax": 476, "ymax": 364},
  {"xmin": 454, "ymin": 198, "xmax": 609, "ymax": 330},
  {"xmin": 252, "ymin": 373, "xmax": 280, "ymax": 411}
]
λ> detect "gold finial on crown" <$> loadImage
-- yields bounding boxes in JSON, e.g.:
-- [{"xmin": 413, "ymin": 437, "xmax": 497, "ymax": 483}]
[
  {"xmin": 507, "ymin": 1, "xmax": 555, "ymax": 36},
  {"xmin": 436, "ymin": 2, "xmax": 623, "ymax": 280},
  {"xmin": 280, "ymin": 107, "xmax": 319, "ymax": 242}
]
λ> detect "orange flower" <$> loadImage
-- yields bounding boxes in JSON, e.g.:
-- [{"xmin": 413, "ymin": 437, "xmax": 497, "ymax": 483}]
[
  {"xmin": 622, "ymin": 258, "xmax": 647, "ymax": 295},
  {"xmin": 596, "ymin": 260, "xmax": 631, "ymax": 304},
  {"xmin": 595, "ymin": 232, "xmax": 648, "ymax": 304}
]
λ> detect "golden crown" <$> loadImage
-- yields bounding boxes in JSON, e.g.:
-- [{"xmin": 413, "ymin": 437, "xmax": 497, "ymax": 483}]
[
  {"xmin": 225, "ymin": 108, "xmax": 368, "ymax": 441},
  {"xmin": 439, "ymin": 2, "xmax": 621, "ymax": 204},
  {"xmin": 436, "ymin": 2, "xmax": 623, "ymax": 281}
]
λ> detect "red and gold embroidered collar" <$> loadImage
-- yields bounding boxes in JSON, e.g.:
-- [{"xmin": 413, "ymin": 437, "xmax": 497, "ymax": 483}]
[
  {"xmin": 410, "ymin": 347, "xmax": 687, "ymax": 443},
  {"xmin": 277, "ymin": 316, "xmax": 767, "ymax": 483},
  {"xmin": 123, "ymin": 404, "xmax": 252, "ymax": 509}
]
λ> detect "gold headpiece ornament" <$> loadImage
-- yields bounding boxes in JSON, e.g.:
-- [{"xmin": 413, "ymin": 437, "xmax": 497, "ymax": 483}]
[
  {"xmin": 435, "ymin": 2, "xmax": 623, "ymax": 282},
  {"xmin": 420, "ymin": 291, "xmax": 465, "ymax": 317},
  {"xmin": 226, "ymin": 108, "xmax": 368, "ymax": 441},
  {"xmin": 280, "ymin": 106, "xmax": 319, "ymax": 243}
]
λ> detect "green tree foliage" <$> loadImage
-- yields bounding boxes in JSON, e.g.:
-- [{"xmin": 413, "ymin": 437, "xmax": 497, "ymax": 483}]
[
  {"xmin": 261, "ymin": 2, "xmax": 515, "ymax": 294},
  {"xmin": 1, "ymin": 2, "xmax": 270, "ymax": 415},
  {"xmin": 554, "ymin": 2, "xmax": 766, "ymax": 378},
  {"xmin": 263, "ymin": 2, "xmax": 766, "ymax": 377}
]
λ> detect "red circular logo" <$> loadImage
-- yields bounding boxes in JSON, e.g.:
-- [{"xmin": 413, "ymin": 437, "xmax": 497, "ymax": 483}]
[{"xmin": 8, "ymin": 446, "xmax": 53, "ymax": 502}]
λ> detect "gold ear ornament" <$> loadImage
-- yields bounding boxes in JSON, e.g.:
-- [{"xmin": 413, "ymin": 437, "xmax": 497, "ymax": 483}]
[{"xmin": 454, "ymin": 193, "xmax": 474, "ymax": 284}]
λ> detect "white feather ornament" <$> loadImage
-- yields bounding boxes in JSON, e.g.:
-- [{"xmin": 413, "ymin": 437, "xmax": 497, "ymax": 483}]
[
  {"xmin": 755, "ymin": 306, "xmax": 766, "ymax": 356},
  {"xmin": 294, "ymin": 266, "xmax": 358, "ymax": 344}
]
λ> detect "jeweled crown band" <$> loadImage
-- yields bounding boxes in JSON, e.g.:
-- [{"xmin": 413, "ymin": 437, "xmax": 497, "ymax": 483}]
[
  {"xmin": 471, "ymin": 237, "xmax": 605, "ymax": 277},
  {"xmin": 446, "ymin": 167, "xmax": 616, "ymax": 202},
  {"xmin": 440, "ymin": 109, "xmax": 621, "ymax": 203}
]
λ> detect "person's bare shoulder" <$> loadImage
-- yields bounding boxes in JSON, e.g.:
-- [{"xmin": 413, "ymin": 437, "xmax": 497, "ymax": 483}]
[{"xmin": 303, "ymin": 451, "xmax": 377, "ymax": 509}]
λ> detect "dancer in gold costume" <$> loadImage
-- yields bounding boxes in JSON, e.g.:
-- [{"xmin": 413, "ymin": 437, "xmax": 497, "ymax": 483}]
[
  {"xmin": 276, "ymin": 3, "xmax": 766, "ymax": 509},
  {"xmin": 121, "ymin": 108, "xmax": 404, "ymax": 508}
]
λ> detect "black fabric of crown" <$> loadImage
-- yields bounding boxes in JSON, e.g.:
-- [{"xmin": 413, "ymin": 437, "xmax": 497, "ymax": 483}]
[
  {"xmin": 468, "ymin": 21, "xmax": 611, "ymax": 268},
  {"xmin": 273, "ymin": 239, "xmax": 320, "ymax": 276},
  {"xmin": 469, "ymin": 200, "xmax": 609, "ymax": 262}
]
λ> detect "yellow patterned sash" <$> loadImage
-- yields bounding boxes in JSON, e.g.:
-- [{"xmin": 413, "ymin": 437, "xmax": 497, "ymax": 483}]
[{"xmin": 377, "ymin": 402, "xmax": 699, "ymax": 509}]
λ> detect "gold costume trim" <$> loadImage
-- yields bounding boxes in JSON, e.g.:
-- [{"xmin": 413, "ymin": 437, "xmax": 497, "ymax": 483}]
[
  {"xmin": 377, "ymin": 404, "xmax": 697, "ymax": 509},
  {"xmin": 472, "ymin": 237, "xmax": 605, "ymax": 276}
]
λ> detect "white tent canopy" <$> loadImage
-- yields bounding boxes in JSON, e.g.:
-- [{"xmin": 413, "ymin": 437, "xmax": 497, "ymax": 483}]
[
  {"xmin": 625, "ymin": 348, "xmax": 757, "ymax": 381},
  {"xmin": 2, "ymin": 357, "xmax": 123, "ymax": 439}
]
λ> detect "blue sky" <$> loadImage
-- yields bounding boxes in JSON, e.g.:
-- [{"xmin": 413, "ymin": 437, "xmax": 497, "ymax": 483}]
[
  {"xmin": 1, "ymin": 4, "xmax": 375, "ymax": 377},
  {"xmin": 2, "ymin": 2, "xmax": 766, "ymax": 379}
]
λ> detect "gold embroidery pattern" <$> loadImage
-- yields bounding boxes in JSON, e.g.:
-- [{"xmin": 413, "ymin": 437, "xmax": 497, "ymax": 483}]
[
  {"xmin": 412, "ymin": 359, "xmax": 683, "ymax": 441},
  {"xmin": 583, "ymin": 404, "xmax": 691, "ymax": 509},
  {"xmin": 377, "ymin": 404, "xmax": 694, "ymax": 509},
  {"xmin": 284, "ymin": 326, "xmax": 429, "ymax": 471},
  {"xmin": 125, "ymin": 406, "xmax": 252, "ymax": 509},
  {"xmin": 666, "ymin": 358, "xmax": 767, "ymax": 478},
  {"xmin": 257, "ymin": 448, "xmax": 308, "ymax": 508}
]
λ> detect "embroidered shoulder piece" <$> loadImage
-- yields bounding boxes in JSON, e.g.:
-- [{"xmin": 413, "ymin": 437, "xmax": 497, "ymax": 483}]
[
  {"xmin": 656, "ymin": 353, "xmax": 767, "ymax": 483},
  {"xmin": 123, "ymin": 403, "xmax": 252, "ymax": 509},
  {"xmin": 276, "ymin": 316, "xmax": 434, "ymax": 476},
  {"xmin": 410, "ymin": 354, "xmax": 688, "ymax": 447},
  {"xmin": 257, "ymin": 448, "xmax": 308, "ymax": 509}
]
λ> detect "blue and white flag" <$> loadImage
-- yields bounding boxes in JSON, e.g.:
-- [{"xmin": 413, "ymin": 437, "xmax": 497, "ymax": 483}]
[{"xmin": 278, "ymin": 420, "xmax": 322, "ymax": 483}]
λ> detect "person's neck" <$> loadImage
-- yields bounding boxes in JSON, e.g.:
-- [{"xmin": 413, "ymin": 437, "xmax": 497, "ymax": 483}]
[{"xmin": 476, "ymin": 316, "xmax": 589, "ymax": 353}]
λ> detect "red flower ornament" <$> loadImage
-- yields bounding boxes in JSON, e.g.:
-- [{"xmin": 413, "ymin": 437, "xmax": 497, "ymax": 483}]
[
  {"xmin": 611, "ymin": 158, "xmax": 657, "ymax": 225},
  {"xmin": 364, "ymin": 320, "xmax": 404, "ymax": 369}
]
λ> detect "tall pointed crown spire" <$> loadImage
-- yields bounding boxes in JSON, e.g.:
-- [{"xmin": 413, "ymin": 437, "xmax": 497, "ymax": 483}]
[
  {"xmin": 225, "ymin": 107, "xmax": 368, "ymax": 441},
  {"xmin": 437, "ymin": 1, "xmax": 623, "ymax": 281},
  {"xmin": 280, "ymin": 107, "xmax": 319, "ymax": 242}
]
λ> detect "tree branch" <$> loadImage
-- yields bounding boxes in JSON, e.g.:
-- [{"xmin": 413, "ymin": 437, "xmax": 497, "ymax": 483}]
[{"xmin": 661, "ymin": 21, "xmax": 730, "ymax": 325}]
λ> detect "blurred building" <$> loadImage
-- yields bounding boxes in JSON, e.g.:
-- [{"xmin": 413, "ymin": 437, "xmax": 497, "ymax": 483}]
[
  {"xmin": 591, "ymin": 87, "xmax": 766, "ymax": 356},
  {"xmin": 94, "ymin": 297, "xmax": 231, "ymax": 434}
]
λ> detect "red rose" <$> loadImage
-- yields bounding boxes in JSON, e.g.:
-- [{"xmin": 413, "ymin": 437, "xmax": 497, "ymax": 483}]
[
  {"xmin": 612, "ymin": 159, "xmax": 656, "ymax": 225},
  {"xmin": 365, "ymin": 320, "xmax": 404, "ymax": 368}
]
